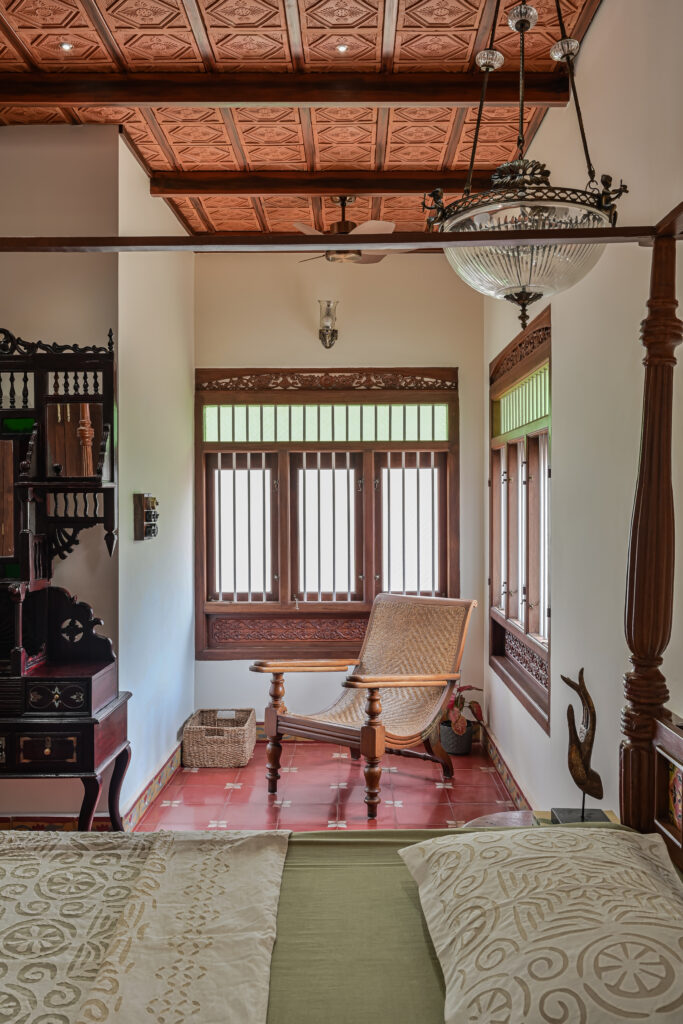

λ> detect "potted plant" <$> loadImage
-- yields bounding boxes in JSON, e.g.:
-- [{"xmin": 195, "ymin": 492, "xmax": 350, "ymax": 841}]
[{"xmin": 439, "ymin": 686, "xmax": 484, "ymax": 756}]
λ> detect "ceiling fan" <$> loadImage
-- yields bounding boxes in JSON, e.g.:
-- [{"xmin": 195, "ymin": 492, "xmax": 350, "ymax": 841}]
[{"xmin": 294, "ymin": 196, "xmax": 397, "ymax": 265}]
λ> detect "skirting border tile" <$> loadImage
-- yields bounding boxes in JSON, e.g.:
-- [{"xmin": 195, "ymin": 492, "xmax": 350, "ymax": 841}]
[
  {"xmin": 0, "ymin": 816, "xmax": 113, "ymax": 832},
  {"xmin": 123, "ymin": 745, "xmax": 182, "ymax": 831},
  {"xmin": 482, "ymin": 728, "xmax": 531, "ymax": 810}
]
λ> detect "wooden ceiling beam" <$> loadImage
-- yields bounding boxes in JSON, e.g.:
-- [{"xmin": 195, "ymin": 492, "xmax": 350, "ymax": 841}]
[
  {"xmin": 0, "ymin": 226, "xmax": 655, "ymax": 254},
  {"xmin": 150, "ymin": 170, "xmax": 493, "ymax": 196},
  {"xmin": 0, "ymin": 72, "xmax": 568, "ymax": 108}
]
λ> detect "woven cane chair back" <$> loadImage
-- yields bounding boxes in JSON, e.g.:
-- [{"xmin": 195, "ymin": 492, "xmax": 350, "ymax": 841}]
[{"xmin": 354, "ymin": 594, "xmax": 474, "ymax": 679}]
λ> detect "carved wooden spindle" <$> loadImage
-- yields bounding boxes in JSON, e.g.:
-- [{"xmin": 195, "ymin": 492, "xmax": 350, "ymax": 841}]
[
  {"xmin": 21, "ymin": 371, "xmax": 29, "ymax": 409},
  {"xmin": 77, "ymin": 403, "xmax": 94, "ymax": 477},
  {"xmin": 265, "ymin": 671, "xmax": 285, "ymax": 794},
  {"xmin": 361, "ymin": 687, "xmax": 385, "ymax": 819},
  {"xmin": 620, "ymin": 235, "xmax": 682, "ymax": 831},
  {"xmin": 9, "ymin": 370, "xmax": 15, "ymax": 409}
]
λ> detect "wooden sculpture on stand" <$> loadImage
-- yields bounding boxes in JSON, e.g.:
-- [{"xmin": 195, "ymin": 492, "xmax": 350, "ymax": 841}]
[
  {"xmin": 0, "ymin": 327, "xmax": 130, "ymax": 830},
  {"xmin": 551, "ymin": 668, "xmax": 606, "ymax": 824}
]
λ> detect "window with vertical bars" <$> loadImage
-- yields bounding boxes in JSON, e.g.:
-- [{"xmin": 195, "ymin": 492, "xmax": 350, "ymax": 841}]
[
  {"xmin": 196, "ymin": 370, "xmax": 459, "ymax": 658},
  {"xmin": 489, "ymin": 308, "xmax": 551, "ymax": 732}
]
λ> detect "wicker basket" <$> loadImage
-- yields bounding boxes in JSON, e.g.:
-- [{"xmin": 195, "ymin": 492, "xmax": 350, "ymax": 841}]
[{"xmin": 182, "ymin": 709, "xmax": 256, "ymax": 768}]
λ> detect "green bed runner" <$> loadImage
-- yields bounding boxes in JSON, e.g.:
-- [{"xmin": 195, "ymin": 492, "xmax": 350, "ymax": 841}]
[{"xmin": 267, "ymin": 824, "xmax": 629, "ymax": 1024}]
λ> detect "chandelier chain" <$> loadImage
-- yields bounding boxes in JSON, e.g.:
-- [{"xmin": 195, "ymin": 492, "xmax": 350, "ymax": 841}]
[{"xmin": 464, "ymin": 0, "xmax": 502, "ymax": 197}]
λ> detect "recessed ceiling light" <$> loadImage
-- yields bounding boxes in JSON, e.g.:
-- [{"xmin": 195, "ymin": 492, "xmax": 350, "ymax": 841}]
[
  {"xmin": 59, "ymin": 41, "xmax": 73, "ymax": 51},
  {"xmin": 336, "ymin": 43, "xmax": 349, "ymax": 53}
]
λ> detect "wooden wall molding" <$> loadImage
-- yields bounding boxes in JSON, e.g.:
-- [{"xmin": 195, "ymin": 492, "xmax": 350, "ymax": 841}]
[{"xmin": 196, "ymin": 366, "xmax": 459, "ymax": 392}]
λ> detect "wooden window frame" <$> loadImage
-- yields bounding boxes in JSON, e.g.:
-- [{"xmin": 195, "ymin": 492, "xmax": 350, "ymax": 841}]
[
  {"xmin": 195, "ymin": 367, "xmax": 460, "ymax": 661},
  {"xmin": 488, "ymin": 309, "xmax": 551, "ymax": 733}
]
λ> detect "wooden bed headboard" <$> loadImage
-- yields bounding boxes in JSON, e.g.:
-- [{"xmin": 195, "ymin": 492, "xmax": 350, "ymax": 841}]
[
  {"xmin": 651, "ymin": 714, "xmax": 683, "ymax": 868},
  {"xmin": 617, "ymin": 213, "xmax": 683, "ymax": 870}
]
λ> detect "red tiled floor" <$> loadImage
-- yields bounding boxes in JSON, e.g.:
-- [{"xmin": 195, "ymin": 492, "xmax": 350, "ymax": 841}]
[{"xmin": 134, "ymin": 741, "xmax": 515, "ymax": 833}]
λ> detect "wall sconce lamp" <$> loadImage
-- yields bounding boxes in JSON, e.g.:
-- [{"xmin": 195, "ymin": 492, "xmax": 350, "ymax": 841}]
[{"xmin": 318, "ymin": 299, "xmax": 338, "ymax": 349}]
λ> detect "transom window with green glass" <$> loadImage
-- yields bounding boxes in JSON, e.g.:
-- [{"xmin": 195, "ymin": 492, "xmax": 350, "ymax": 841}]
[
  {"xmin": 203, "ymin": 402, "xmax": 449, "ymax": 444},
  {"xmin": 195, "ymin": 368, "xmax": 460, "ymax": 660}
]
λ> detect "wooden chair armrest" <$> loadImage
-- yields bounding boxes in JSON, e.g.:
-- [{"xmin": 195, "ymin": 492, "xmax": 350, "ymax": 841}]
[
  {"xmin": 251, "ymin": 660, "xmax": 354, "ymax": 674},
  {"xmin": 343, "ymin": 673, "xmax": 460, "ymax": 688}
]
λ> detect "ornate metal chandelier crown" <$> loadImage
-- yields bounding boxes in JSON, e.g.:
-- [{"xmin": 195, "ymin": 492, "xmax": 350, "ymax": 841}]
[{"xmin": 425, "ymin": 0, "xmax": 628, "ymax": 327}]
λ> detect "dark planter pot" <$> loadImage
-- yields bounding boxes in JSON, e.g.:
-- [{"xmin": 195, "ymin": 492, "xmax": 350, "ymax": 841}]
[{"xmin": 440, "ymin": 720, "xmax": 473, "ymax": 756}]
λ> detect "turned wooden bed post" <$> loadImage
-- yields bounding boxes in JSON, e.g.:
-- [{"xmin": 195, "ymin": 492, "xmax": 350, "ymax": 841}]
[{"xmin": 620, "ymin": 231, "xmax": 682, "ymax": 831}]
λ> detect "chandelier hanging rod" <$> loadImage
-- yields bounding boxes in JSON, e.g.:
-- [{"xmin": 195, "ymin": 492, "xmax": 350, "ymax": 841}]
[
  {"xmin": 464, "ymin": 0, "xmax": 503, "ymax": 197},
  {"xmin": 552, "ymin": 0, "xmax": 595, "ymax": 183}
]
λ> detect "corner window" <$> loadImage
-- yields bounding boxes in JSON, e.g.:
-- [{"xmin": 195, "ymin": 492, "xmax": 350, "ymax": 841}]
[{"xmin": 489, "ymin": 309, "xmax": 551, "ymax": 732}]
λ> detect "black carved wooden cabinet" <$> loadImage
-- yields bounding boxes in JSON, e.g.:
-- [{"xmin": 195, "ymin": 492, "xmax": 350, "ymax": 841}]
[{"xmin": 0, "ymin": 328, "xmax": 130, "ymax": 830}]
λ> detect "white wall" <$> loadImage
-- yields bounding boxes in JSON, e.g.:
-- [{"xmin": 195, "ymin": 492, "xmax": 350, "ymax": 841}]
[
  {"xmin": 195, "ymin": 253, "xmax": 485, "ymax": 718},
  {"xmin": 0, "ymin": 126, "xmax": 119, "ymax": 813},
  {"xmin": 0, "ymin": 131, "xmax": 195, "ymax": 816},
  {"xmin": 483, "ymin": 0, "xmax": 683, "ymax": 812},
  {"xmin": 117, "ymin": 142, "xmax": 195, "ymax": 810}
]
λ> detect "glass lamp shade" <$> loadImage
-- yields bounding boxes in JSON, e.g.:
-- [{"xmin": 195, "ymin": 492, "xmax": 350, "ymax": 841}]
[{"xmin": 441, "ymin": 200, "xmax": 610, "ymax": 303}]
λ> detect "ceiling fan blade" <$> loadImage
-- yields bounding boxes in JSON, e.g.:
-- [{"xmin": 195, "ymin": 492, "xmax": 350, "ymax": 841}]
[
  {"xmin": 349, "ymin": 219, "xmax": 396, "ymax": 235},
  {"xmin": 355, "ymin": 253, "xmax": 387, "ymax": 264},
  {"xmin": 297, "ymin": 254, "xmax": 326, "ymax": 263},
  {"xmin": 293, "ymin": 221, "xmax": 323, "ymax": 235}
]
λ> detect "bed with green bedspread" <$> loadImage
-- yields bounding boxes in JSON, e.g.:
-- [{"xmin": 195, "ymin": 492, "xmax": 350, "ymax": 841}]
[{"xmin": 267, "ymin": 823, "xmax": 634, "ymax": 1024}]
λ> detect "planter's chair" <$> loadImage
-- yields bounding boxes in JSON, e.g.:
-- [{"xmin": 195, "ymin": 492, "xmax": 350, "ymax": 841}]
[{"xmin": 250, "ymin": 594, "xmax": 477, "ymax": 819}]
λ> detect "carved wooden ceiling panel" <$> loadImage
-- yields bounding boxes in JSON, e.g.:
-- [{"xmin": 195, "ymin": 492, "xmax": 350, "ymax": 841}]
[
  {"xmin": 394, "ymin": 0, "xmax": 483, "ymax": 71},
  {"xmin": 451, "ymin": 105, "xmax": 532, "ymax": 168},
  {"xmin": 0, "ymin": 0, "xmax": 601, "ymax": 233}
]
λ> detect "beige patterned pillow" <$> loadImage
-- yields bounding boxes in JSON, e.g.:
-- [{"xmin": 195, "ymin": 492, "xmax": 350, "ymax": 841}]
[{"xmin": 399, "ymin": 827, "xmax": 683, "ymax": 1023}]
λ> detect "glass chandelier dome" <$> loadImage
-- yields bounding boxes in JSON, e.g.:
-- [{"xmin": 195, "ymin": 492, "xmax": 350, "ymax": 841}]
[{"xmin": 425, "ymin": 2, "xmax": 627, "ymax": 327}]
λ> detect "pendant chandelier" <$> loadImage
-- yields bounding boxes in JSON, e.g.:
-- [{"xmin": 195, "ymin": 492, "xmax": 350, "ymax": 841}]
[{"xmin": 424, "ymin": 1, "xmax": 628, "ymax": 328}]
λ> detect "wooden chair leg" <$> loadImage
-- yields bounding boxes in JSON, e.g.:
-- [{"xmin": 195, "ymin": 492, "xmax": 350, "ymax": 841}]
[
  {"xmin": 363, "ymin": 756, "xmax": 382, "ymax": 819},
  {"xmin": 424, "ymin": 731, "xmax": 453, "ymax": 780},
  {"xmin": 266, "ymin": 735, "xmax": 282, "ymax": 795},
  {"xmin": 265, "ymin": 672, "xmax": 286, "ymax": 796},
  {"xmin": 360, "ymin": 687, "xmax": 385, "ymax": 820},
  {"xmin": 349, "ymin": 747, "xmax": 361, "ymax": 760}
]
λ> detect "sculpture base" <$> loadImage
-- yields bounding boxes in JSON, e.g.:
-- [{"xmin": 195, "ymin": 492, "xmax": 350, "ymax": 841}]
[{"xmin": 550, "ymin": 807, "xmax": 610, "ymax": 824}]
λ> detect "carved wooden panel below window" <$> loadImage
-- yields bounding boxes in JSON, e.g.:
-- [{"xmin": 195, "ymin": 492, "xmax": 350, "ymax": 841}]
[
  {"xmin": 206, "ymin": 614, "xmax": 368, "ymax": 661},
  {"xmin": 490, "ymin": 612, "xmax": 550, "ymax": 732}
]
